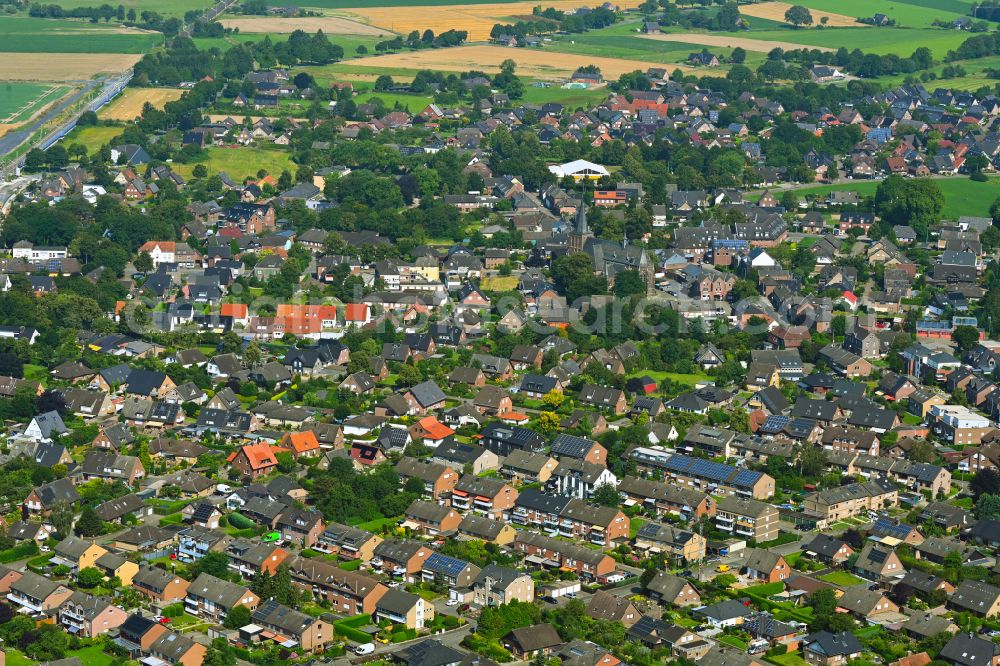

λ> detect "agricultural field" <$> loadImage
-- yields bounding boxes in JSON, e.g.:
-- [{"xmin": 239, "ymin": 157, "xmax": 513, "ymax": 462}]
[
  {"xmin": 0, "ymin": 83, "xmax": 68, "ymax": 125},
  {"xmin": 547, "ymin": 30, "xmax": 766, "ymax": 67},
  {"xmin": 98, "ymin": 87, "xmax": 184, "ymax": 121},
  {"xmin": 219, "ymin": 16, "xmax": 392, "ymax": 36},
  {"xmin": 0, "ymin": 53, "xmax": 144, "ymax": 81},
  {"xmin": 643, "ymin": 31, "xmax": 832, "ymax": 53},
  {"xmin": 338, "ymin": 43, "xmax": 708, "ymax": 79},
  {"xmin": 796, "ymin": 176, "xmax": 1000, "ymax": 220},
  {"xmin": 709, "ymin": 25, "xmax": 968, "ymax": 58},
  {"xmin": 169, "ymin": 145, "xmax": 296, "ymax": 182},
  {"xmin": 338, "ymin": 0, "xmax": 643, "ymax": 42},
  {"xmin": 738, "ymin": 2, "xmax": 864, "ymax": 27},
  {"xmin": 0, "ymin": 16, "xmax": 162, "ymax": 53},
  {"xmin": 794, "ymin": 0, "xmax": 971, "ymax": 27},
  {"xmin": 43, "ymin": 0, "xmax": 213, "ymax": 17}
]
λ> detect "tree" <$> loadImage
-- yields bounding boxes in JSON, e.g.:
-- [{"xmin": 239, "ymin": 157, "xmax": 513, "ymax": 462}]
[
  {"xmin": 49, "ymin": 502, "xmax": 74, "ymax": 539},
  {"xmin": 134, "ymin": 251, "xmax": 154, "ymax": 274},
  {"xmin": 991, "ymin": 195, "xmax": 1000, "ymax": 226},
  {"xmin": 552, "ymin": 252, "xmax": 606, "ymax": 303},
  {"xmin": 874, "ymin": 176, "xmax": 944, "ymax": 240},
  {"xmin": 593, "ymin": 482, "xmax": 620, "ymax": 507},
  {"xmin": 203, "ymin": 639, "xmax": 237, "ymax": 666},
  {"xmin": 640, "ymin": 566, "xmax": 657, "ymax": 588},
  {"xmin": 730, "ymin": 46, "xmax": 746, "ymax": 63},
  {"xmin": 953, "ymin": 325, "xmax": 981, "ymax": 354},
  {"xmin": 192, "ymin": 164, "xmax": 208, "ymax": 178},
  {"xmin": 275, "ymin": 451, "xmax": 296, "ymax": 473},
  {"xmin": 223, "ymin": 604, "xmax": 251, "ymax": 629},
  {"xmin": 613, "ymin": 270, "xmax": 647, "ymax": 298},
  {"xmin": 784, "ymin": 4, "xmax": 813, "ymax": 26},
  {"xmin": 972, "ymin": 468, "xmax": 1000, "ymax": 500},
  {"xmin": 76, "ymin": 566, "xmax": 104, "ymax": 588},
  {"xmin": 193, "ymin": 551, "xmax": 230, "ymax": 578},
  {"xmin": 243, "ymin": 340, "xmax": 262, "ymax": 369},
  {"xmin": 797, "ymin": 445, "xmax": 827, "ymax": 477},
  {"xmin": 807, "ymin": 588, "xmax": 838, "ymax": 630},
  {"xmin": 75, "ymin": 505, "xmax": 104, "ymax": 536},
  {"xmin": 542, "ymin": 389, "xmax": 564, "ymax": 409},
  {"xmin": 977, "ymin": 493, "xmax": 1000, "ymax": 520},
  {"xmin": 536, "ymin": 411, "xmax": 560, "ymax": 435}
]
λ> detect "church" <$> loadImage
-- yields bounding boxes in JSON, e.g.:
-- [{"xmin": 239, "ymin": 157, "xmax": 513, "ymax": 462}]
[{"xmin": 568, "ymin": 203, "xmax": 655, "ymax": 295}]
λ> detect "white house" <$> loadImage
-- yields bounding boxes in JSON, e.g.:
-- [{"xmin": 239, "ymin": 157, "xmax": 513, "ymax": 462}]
[
  {"xmin": 24, "ymin": 411, "xmax": 68, "ymax": 443},
  {"xmin": 12, "ymin": 242, "xmax": 68, "ymax": 263}
]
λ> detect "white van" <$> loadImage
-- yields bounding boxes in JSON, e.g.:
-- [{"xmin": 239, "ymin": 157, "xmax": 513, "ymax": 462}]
[{"xmin": 355, "ymin": 644, "xmax": 376, "ymax": 656}]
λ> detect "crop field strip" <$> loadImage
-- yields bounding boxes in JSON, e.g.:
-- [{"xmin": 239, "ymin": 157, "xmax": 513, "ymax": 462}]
[
  {"xmin": 0, "ymin": 16, "xmax": 163, "ymax": 53},
  {"xmin": 340, "ymin": 43, "xmax": 718, "ymax": 79},
  {"xmin": 642, "ymin": 31, "xmax": 835, "ymax": 53},
  {"xmin": 338, "ymin": 0, "xmax": 644, "ymax": 42},
  {"xmin": 218, "ymin": 16, "xmax": 394, "ymax": 36},
  {"xmin": 0, "ymin": 53, "xmax": 144, "ymax": 81},
  {"xmin": 42, "ymin": 0, "xmax": 214, "ymax": 17},
  {"xmin": 737, "ymin": 2, "xmax": 864, "ymax": 27},
  {"xmin": 98, "ymin": 87, "xmax": 185, "ymax": 121},
  {"xmin": 0, "ymin": 84, "xmax": 69, "ymax": 124}
]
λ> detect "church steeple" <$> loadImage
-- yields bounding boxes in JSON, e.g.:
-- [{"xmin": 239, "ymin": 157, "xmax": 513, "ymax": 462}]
[{"xmin": 575, "ymin": 201, "xmax": 589, "ymax": 235}]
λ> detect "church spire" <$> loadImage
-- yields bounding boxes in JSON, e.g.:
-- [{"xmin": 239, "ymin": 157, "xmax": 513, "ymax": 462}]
[{"xmin": 575, "ymin": 199, "xmax": 588, "ymax": 235}]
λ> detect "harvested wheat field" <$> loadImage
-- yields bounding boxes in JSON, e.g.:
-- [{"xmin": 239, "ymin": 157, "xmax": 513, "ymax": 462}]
[
  {"xmin": 0, "ymin": 53, "xmax": 144, "ymax": 81},
  {"xmin": 219, "ymin": 16, "xmax": 392, "ymax": 36},
  {"xmin": 99, "ymin": 87, "xmax": 184, "ymax": 120},
  {"xmin": 341, "ymin": 0, "xmax": 642, "ymax": 41},
  {"xmin": 642, "ymin": 32, "xmax": 834, "ymax": 53},
  {"xmin": 346, "ymin": 44, "xmax": 709, "ymax": 78},
  {"xmin": 739, "ymin": 2, "xmax": 863, "ymax": 27}
]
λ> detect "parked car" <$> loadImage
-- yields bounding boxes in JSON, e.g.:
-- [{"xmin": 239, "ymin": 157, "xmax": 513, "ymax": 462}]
[{"xmin": 355, "ymin": 644, "xmax": 376, "ymax": 656}]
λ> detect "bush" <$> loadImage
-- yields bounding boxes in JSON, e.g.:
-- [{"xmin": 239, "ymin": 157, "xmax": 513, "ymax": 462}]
[
  {"xmin": 228, "ymin": 512, "xmax": 254, "ymax": 529},
  {"xmin": 163, "ymin": 603, "xmax": 185, "ymax": 617},
  {"xmin": 0, "ymin": 542, "xmax": 38, "ymax": 563}
]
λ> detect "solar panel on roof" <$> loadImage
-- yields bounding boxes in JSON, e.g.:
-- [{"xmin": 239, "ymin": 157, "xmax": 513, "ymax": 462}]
[
  {"xmin": 424, "ymin": 553, "xmax": 468, "ymax": 576},
  {"xmin": 731, "ymin": 469, "xmax": 762, "ymax": 488},
  {"xmin": 664, "ymin": 455, "xmax": 694, "ymax": 472}
]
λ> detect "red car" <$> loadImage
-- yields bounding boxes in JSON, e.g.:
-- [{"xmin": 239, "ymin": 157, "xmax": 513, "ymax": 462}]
[{"xmin": 156, "ymin": 616, "xmax": 170, "ymax": 624}]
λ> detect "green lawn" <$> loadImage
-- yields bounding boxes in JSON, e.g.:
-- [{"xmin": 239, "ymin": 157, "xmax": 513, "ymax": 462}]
[
  {"xmin": 629, "ymin": 517, "xmax": 647, "ymax": 538},
  {"xmin": 353, "ymin": 515, "xmax": 400, "ymax": 531},
  {"xmin": 339, "ymin": 558, "xmax": 362, "ymax": 571},
  {"xmin": 170, "ymin": 145, "xmax": 295, "ymax": 182},
  {"xmin": 819, "ymin": 571, "xmax": 865, "ymax": 586},
  {"xmin": 629, "ymin": 369, "xmax": 712, "ymax": 388},
  {"xmin": 784, "ymin": 551, "xmax": 802, "ymax": 567},
  {"xmin": 766, "ymin": 652, "xmax": 810, "ymax": 666},
  {"xmin": 23, "ymin": 363, "xmax": 47, "ymax": 382},
  {"xmin": 797, "ymin": 176, "xmax": 1000, "ymax": 220},
  {"xmin": 66, "ymin": 645, "xmax": 119, "ymax": 666},
  {"xmin": 64, "ymin": 125, "xmax": 123, "ymax": 155},
  {"xmin": 718, "ymin": 635, "xmax": 749, "ymax": 650},
  {"xmin": 745, "ymin": 582, "xmax": 786, "ymax": 596},
  {"xmin": 0, "ymin": 84, "xmax": 69, "ymax": 124},
  {"xmin": 4, "ymin": 651, "xmax": 36, "ymax": 666}
]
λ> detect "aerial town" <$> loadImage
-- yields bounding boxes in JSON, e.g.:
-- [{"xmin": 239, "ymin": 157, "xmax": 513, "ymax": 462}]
[{"xmin": 8, "ymin": 1, "xmax": 1000, "ymax": 666}]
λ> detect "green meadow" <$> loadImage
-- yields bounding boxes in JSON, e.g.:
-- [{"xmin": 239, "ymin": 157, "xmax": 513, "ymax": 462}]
[{"xmin": 796, "ymin": 176, "xmax": 1000, "ymax": 220}]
